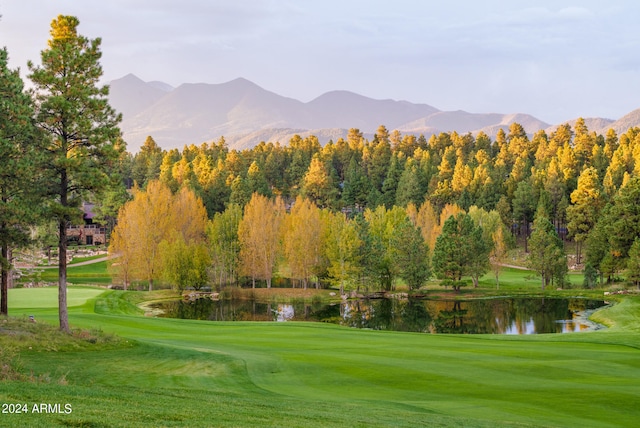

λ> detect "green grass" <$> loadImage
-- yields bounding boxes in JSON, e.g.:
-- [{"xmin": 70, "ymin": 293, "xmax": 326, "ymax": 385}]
[
  {"xmin": 36, "ymin": 261, "xmax": 112, "ymax": 285},
  {"xmin": 8, "ymin": 287, "xmax": 106, "ymax": 311},
  {"xmin": 68, "ymin": 254, "xmax": 107, "ymax": 264},
  {"xmin": 2, "ymin": 280, "xmax": 640, "ymax": 427}
]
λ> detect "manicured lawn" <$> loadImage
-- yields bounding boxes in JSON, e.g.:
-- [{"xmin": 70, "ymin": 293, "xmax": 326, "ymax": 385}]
[
  {"xmin": 2, "ymin": 283, "xmax": 640, "ymax": 427},
  {"xmin": 37, "ymin": 261, "xmax": 112, "ymax": 285},
  {"xmin": 8, "ymin": 286, "xmax": 106, "ymax": 311}
]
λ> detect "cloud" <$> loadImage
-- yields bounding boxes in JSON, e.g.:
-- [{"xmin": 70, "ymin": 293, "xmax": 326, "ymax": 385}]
[{"xmin": 1, "ymin": 0, "xmax": 639, "ymax": 123}]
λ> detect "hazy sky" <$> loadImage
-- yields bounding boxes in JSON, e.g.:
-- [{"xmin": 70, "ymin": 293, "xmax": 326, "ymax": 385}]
[{"xmin": 1, "ymin": 1, "xmax": 639, "ymax": 124}]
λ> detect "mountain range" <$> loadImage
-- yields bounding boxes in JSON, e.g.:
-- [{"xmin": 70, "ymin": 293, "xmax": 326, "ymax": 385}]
[{"xmin": 108, "ymin": 74, "xmax": 640, "ymax": 152}]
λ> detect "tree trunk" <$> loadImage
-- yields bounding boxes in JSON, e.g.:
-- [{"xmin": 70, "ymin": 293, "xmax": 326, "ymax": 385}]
[
  {"xmin": 523, "ymin": 215, "xmax": 529, "ymax": 253},
  {"xmin": 58, "ymin": 216, "xmax": 70, "ymax": 333},
  {"xmin": 148, "ymin": 278, "xmax": 154, "ymax": 292},
  {"xmin": 1, "ymin": 244, "xmax": 8, "ymax": 316}
]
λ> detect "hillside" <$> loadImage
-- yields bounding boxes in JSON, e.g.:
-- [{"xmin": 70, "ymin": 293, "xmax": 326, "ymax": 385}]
[{"xmin": 108, "ymin": 75, "xmax": 639, "ymax": 152}]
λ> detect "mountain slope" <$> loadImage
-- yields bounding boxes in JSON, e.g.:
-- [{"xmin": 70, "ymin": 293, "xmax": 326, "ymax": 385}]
[
  {"xmin": 109, "ymin": 75, "xmax": 639, "ymax": 152},
  {"xmin": 109, "ymin": 74, "xmax": 168, "ymax": 120}
]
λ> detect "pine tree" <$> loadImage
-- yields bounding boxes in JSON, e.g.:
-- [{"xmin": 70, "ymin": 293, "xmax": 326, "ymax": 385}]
[
  {"xmin": 28, "ymin": 16, "xmax": 122, "ymax": 331},
  {"xmin": 512, "ymin": 180, "xmax": 536, "ymax": 252},
  {"xmin": 527, "ymin": 205, "xmax": 567, "ymax": 290},
  {"xmin": 432, "ymin": 213, "xmax": 476, "ymax": 292},
  {"xmin": 393, "ymin": 220, "xmax": 430, "ymax": 290},
  {"xmin": 626, "ymin": 238, "xmax": 640, "ymax": 290},
  {"xmin": 0, "ymin": 48, "xmax": 43, "ymax": 315}
]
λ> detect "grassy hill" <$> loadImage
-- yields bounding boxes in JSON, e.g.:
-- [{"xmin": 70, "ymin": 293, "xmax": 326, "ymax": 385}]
[{"xmin": 2, "ymin": 283, "xmax": 640, "ymax": 427}]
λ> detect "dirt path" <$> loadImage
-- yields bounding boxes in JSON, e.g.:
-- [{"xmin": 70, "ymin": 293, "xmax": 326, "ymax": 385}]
[
  {"xmin": 498, "ymin": 263, "xmax": 529, "ymax": 270},
  {"xmin": 39, "ymin": 255, "xmax": 111, "ymax": 269}
]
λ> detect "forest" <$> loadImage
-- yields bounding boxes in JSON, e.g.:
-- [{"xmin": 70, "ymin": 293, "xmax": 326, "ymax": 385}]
[{"xmin": 106, "ymin": 119, "xmax": 640, "ymax": 293}]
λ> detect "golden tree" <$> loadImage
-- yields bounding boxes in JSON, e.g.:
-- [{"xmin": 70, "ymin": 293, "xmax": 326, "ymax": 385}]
[
  {"xmin": 109, "ymin": 181, "xmax": 207, "ymax": 291},
  {"xmin": 238, "ymin": 193, "xmax": 285, "ymax": 288},
  {"xmin": 108, "ymin": 203, "xmax": 136, "ymax": 290},
  {"xmin": 415, "ymin": 200, "xmax": 438, "ymax": 251},
  {"xmin": 283, "ymin": 197, "xmax": 323, "ymax": 289},
  {"xmin": 172, "ymin": 186, "xmax": 208, "ymax": 244}
]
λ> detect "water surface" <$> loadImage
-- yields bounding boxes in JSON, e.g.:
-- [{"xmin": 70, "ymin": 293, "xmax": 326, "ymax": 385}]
[{"xmin": 151, "ymin": 297, "xmax": 606, "ymax": 334}]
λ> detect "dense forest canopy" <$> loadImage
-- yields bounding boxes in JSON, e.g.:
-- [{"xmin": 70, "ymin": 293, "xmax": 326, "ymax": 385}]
[{"xmin": 106, "ymin": 120, "xmax": 640, "ymax": 291}]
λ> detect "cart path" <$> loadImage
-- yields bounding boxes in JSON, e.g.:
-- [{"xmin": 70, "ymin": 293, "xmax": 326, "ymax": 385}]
[{"xmin": 38, "ymin": 255, "xmax": 113, "ymax": 269}]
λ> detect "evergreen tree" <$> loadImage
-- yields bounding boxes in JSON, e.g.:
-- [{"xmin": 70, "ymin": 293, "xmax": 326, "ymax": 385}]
[
  {"xmin": 527, "ymin": 205, "xmax": 567, "ymax": 289},
  {"xmin": 381, "ymin": 154, "xmax": 403, "ymax": 208},
  {"xmin": 132, "ymin": 136, "xmax": 163, "ymax": 187},
  {"xmin": 432, "ymin": 213, "xmax": 475, "ymax": 292},
  {"xmin": 246, "ymin": 161, "xmax": 271, "ymax": 197},
  {"xmin": 0, "ymin": 48, "xmax": 43, "ymax": 315},
  {"xmin": 606, "ymin": 176, "xmax": 640, "ymax": 261},
  {"xmin": 28, "ymin": 16, "xmax": 122, "ymax": 331},
  {"xmin": 512, "ymin": 180, "xmax": 536, "ymax": 252},
  {"xmin": 229, "ymin": 175, "xmax": 252, "ymax": 207},
  {"xmin": 342, "ymin": 156, "xmax": 369, "ymax": 209},
  {"xmin": 393, "ymin": 220, "xmax": 430, "ymax": 290},
  {"xmin": 395, "ymin": 160, "xmax": 424, "ymax": 207},
  {"xmin": 626, "ymin": 238, "xmax": 640, "ymax": 290}
]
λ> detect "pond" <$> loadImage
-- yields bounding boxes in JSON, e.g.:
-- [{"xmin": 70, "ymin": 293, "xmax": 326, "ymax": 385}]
[{"xmin": 150, "ymin": 297, "xmax": 606, "ymax": 334}]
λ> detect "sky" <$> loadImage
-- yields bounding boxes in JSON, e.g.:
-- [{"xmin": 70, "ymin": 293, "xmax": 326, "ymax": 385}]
[{"xmin": 1, "ymin": 0, "xmax": 639, "ymax": 124}]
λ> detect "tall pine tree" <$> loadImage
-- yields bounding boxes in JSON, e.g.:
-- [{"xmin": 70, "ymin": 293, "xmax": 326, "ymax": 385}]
[
  {"xmin": 0, "ymin": 48, "xmax": 43, "ymax": 315},
  {"xmin": 29, "ymin": 16, "xmax": 122, "ymax": 331}
]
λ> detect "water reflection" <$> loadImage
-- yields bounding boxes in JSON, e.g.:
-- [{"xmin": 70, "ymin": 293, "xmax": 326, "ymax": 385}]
[{"xmin": 151, "ymin": 297, "xmax": 605, "ymax": 334}]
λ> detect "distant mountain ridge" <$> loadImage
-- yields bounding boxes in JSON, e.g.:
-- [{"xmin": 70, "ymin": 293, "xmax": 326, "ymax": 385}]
[{"xmin": 109, "ymin": 74, "xmax": 640, "ymax": 152}]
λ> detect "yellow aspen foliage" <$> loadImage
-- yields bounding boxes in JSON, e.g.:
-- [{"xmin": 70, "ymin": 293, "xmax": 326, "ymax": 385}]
[
  {"xmin": 108, "ymin": 203, "xmax": 136, "ymax": 290},
  {"xmin": 283, "ymin": 197, "xmax": 323, "ymax": 289},
  {"xmin": 428, "ymin": 203, "xmax": 465, "ymax": 250},
  {"xmin": 109, "ymin": 181, "xmax": 208, "ymax": 291},
  {"xmin": 405, "ymin": 203, "xmax": 418, "ymax": 225},
  {"xmin": 439, "ymin": 203, "xmax": 464, "ymax": 228},
  {"xmin": 415, "ymin": 200, "xmax": 438, "ymax": 251},
  {"xmin": 111, "ymin": 181, "xmax": 173, "ymax": 291},
  {"xmin": 451, "ymin": 157, "xmax": 472, "ymax": 193},
  {"xmin": 558, "ymin": 142, "xmax": 578, "ymax": 182},
  {"xmin": 172, "ymin": 186, "xmax": 208, "ymax": 244},
  {"xmin": 238, "ymin": 193, "xmax": 285, "ymax": 288}
]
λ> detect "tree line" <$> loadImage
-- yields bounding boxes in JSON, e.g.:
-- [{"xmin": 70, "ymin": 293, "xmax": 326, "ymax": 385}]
[
  {"xmin": 112, "ymin": 118, "xmax": 640, "ymax": 290},
  {"xmin": 109, "ymin": 181, "xmax": 515, "ymax": 293}
]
